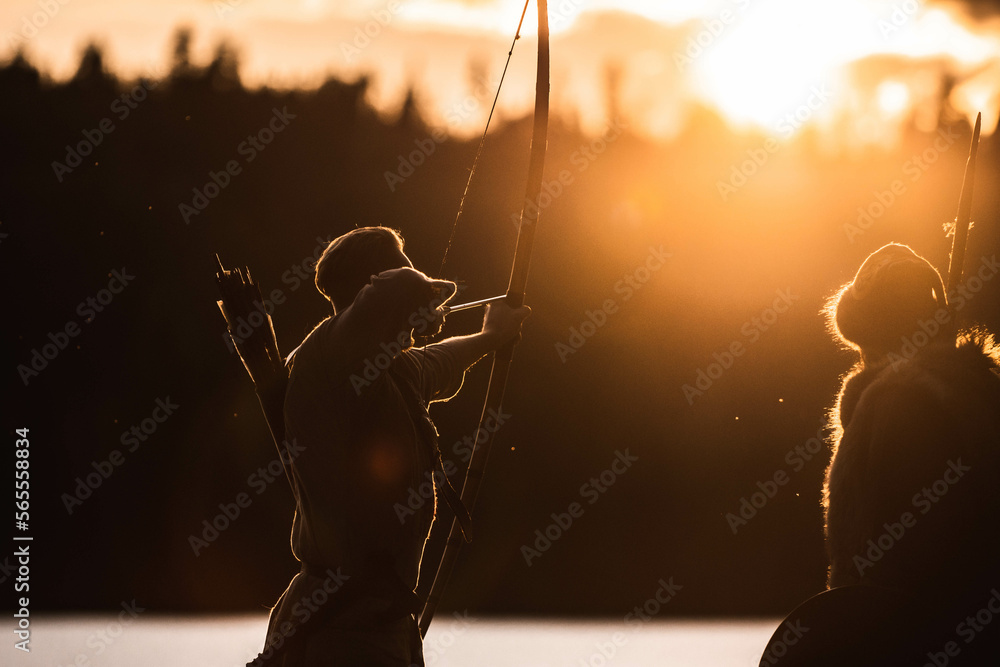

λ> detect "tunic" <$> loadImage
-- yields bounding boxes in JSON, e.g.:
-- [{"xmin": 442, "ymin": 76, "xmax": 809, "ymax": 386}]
[{"xmin": 257, "ymin": 271, "xmax": 466, "ymax": 666}]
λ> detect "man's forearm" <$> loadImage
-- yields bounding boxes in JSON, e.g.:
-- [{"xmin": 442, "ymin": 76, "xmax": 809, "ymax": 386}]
[{"xmin": 429, "ymin": 330, "xmax": 505, "ymax": 371}]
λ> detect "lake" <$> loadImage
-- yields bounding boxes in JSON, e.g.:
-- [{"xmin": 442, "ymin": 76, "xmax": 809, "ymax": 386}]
[{"xmin": 12, "ymin": 615, "xmax": 779, "ymax": 666}]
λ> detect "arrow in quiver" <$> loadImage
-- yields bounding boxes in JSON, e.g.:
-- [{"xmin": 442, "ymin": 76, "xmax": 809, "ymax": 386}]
[{"xmin": 214, "ymin": 254, "xmax": 291, "ymax": 483}]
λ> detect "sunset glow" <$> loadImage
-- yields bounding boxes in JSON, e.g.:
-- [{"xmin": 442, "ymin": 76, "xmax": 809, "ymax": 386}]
[
  {"xmin": 2, "ymin": 0, "xmax": 998, "ymax": 142},
  {"xmin": 12, "ymin": 0, "xmax": 1000, "ymax": 653}
]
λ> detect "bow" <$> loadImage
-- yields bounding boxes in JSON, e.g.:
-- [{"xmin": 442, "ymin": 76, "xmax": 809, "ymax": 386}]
[{"xmin": 418, "ymin": 0, "xmax": 550, "ymax": 636}]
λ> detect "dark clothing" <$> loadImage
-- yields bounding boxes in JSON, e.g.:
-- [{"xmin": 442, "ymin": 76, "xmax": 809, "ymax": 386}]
[
  {"xmin": 825, "ymin": 338, "xmax": 1000, "ymax": 603},
  {"xmin": 761, "ymin": 338, "xmax": 1000, "ymax": 665},
  {"xmin": 261, "ymin": 273, "xmax": 467, "ymax": 666}
]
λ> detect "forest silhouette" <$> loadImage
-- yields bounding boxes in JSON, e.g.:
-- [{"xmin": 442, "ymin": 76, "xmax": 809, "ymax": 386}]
[{"xmin": 4, "ymin": 30, "xmax": 999, "ymax": 619}]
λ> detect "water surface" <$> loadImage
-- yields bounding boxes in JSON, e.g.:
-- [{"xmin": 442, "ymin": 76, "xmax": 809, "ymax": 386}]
[{"xmin": 13, "ymin": 615, "xmax": 778, "ymax": 666}]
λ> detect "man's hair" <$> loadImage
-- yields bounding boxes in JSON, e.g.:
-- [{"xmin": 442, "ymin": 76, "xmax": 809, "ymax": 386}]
[{"xmin": 315, "ymin": 227, "xmax": 409, "ymax": 312}]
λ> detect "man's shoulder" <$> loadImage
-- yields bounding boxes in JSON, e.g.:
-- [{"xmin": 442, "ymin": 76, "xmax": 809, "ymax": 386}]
[
  {"xmin": 289, "ymin": 316, "xmax": 336, "ymax": 358},
  {"xmin": 286, "ymin": 317, "xmax": 345, "ymax": 382},
  {"xmin": 287, "ymin": 315, "xmax": 396, "ymax": 401}
]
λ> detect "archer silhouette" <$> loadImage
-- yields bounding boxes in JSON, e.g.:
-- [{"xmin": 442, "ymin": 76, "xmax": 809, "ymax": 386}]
[
  {"xmin": 251, "ymin": 226, "xmax": 528, "ymax": 666},
  {"xmin": 761, "ymin": 243, "xmax": 1000, "ymax": 665}
]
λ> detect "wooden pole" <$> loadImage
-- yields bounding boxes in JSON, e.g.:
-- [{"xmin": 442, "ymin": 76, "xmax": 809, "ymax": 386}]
[{"xmin": 946, "ymin": 112, "xmax": 981, "ymax": 296}]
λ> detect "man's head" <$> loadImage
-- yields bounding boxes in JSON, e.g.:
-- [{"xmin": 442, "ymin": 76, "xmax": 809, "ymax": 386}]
[
  {"xmin": 315, "ymin": 227, "xmax": 411, "ymax": 313},
  {"xmin": 829, "ymin": 243, "xmax": 950, "ymax": 359},
  {"xmin": 364, "ymin": 266, "xmax": 457, "ymax": 338}
]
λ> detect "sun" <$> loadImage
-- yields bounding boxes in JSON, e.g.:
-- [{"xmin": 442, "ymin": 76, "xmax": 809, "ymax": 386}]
[{"xmin": 689, "ymin": 0, "xmax": 879, "ymax": 132}]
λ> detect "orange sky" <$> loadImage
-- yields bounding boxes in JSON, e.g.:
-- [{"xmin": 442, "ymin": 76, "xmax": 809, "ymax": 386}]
[{"xmin": 3, "ymin": 0, "xmax": 1000, "ymax": 142}]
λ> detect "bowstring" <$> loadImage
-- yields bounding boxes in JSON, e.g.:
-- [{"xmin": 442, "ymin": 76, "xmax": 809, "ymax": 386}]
[
  {"xmin": 437, "ymin": 0, "xmax": 533, "ymax": 278},
  {"xmin": 416, "ymin": 1, "xmax": 532, "ymax": 563},
  {"xmin": 420, "ymin": 0, "xmax": 531, "ymax": 357}
]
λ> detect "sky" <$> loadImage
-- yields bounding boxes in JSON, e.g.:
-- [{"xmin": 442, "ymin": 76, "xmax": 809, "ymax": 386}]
[{"xmin": 3, "ymin": 0, "xmax": 1000, "ymax": 140}]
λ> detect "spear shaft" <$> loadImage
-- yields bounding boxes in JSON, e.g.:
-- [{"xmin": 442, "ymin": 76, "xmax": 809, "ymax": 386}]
[{"xmin": 946, "ymin": 112, "xmax": 981, "ymax": 295}]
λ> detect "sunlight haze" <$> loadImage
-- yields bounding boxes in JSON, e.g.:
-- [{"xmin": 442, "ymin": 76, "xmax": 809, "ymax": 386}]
[{"xmin": 3, "ymin": 0, "xmax": 998, "ymax": 141}]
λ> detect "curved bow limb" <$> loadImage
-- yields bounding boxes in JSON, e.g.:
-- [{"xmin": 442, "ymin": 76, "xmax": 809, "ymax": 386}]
[{"xmin": 418, "ymin": 0, "xmax": 550, "ymax": 637}]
